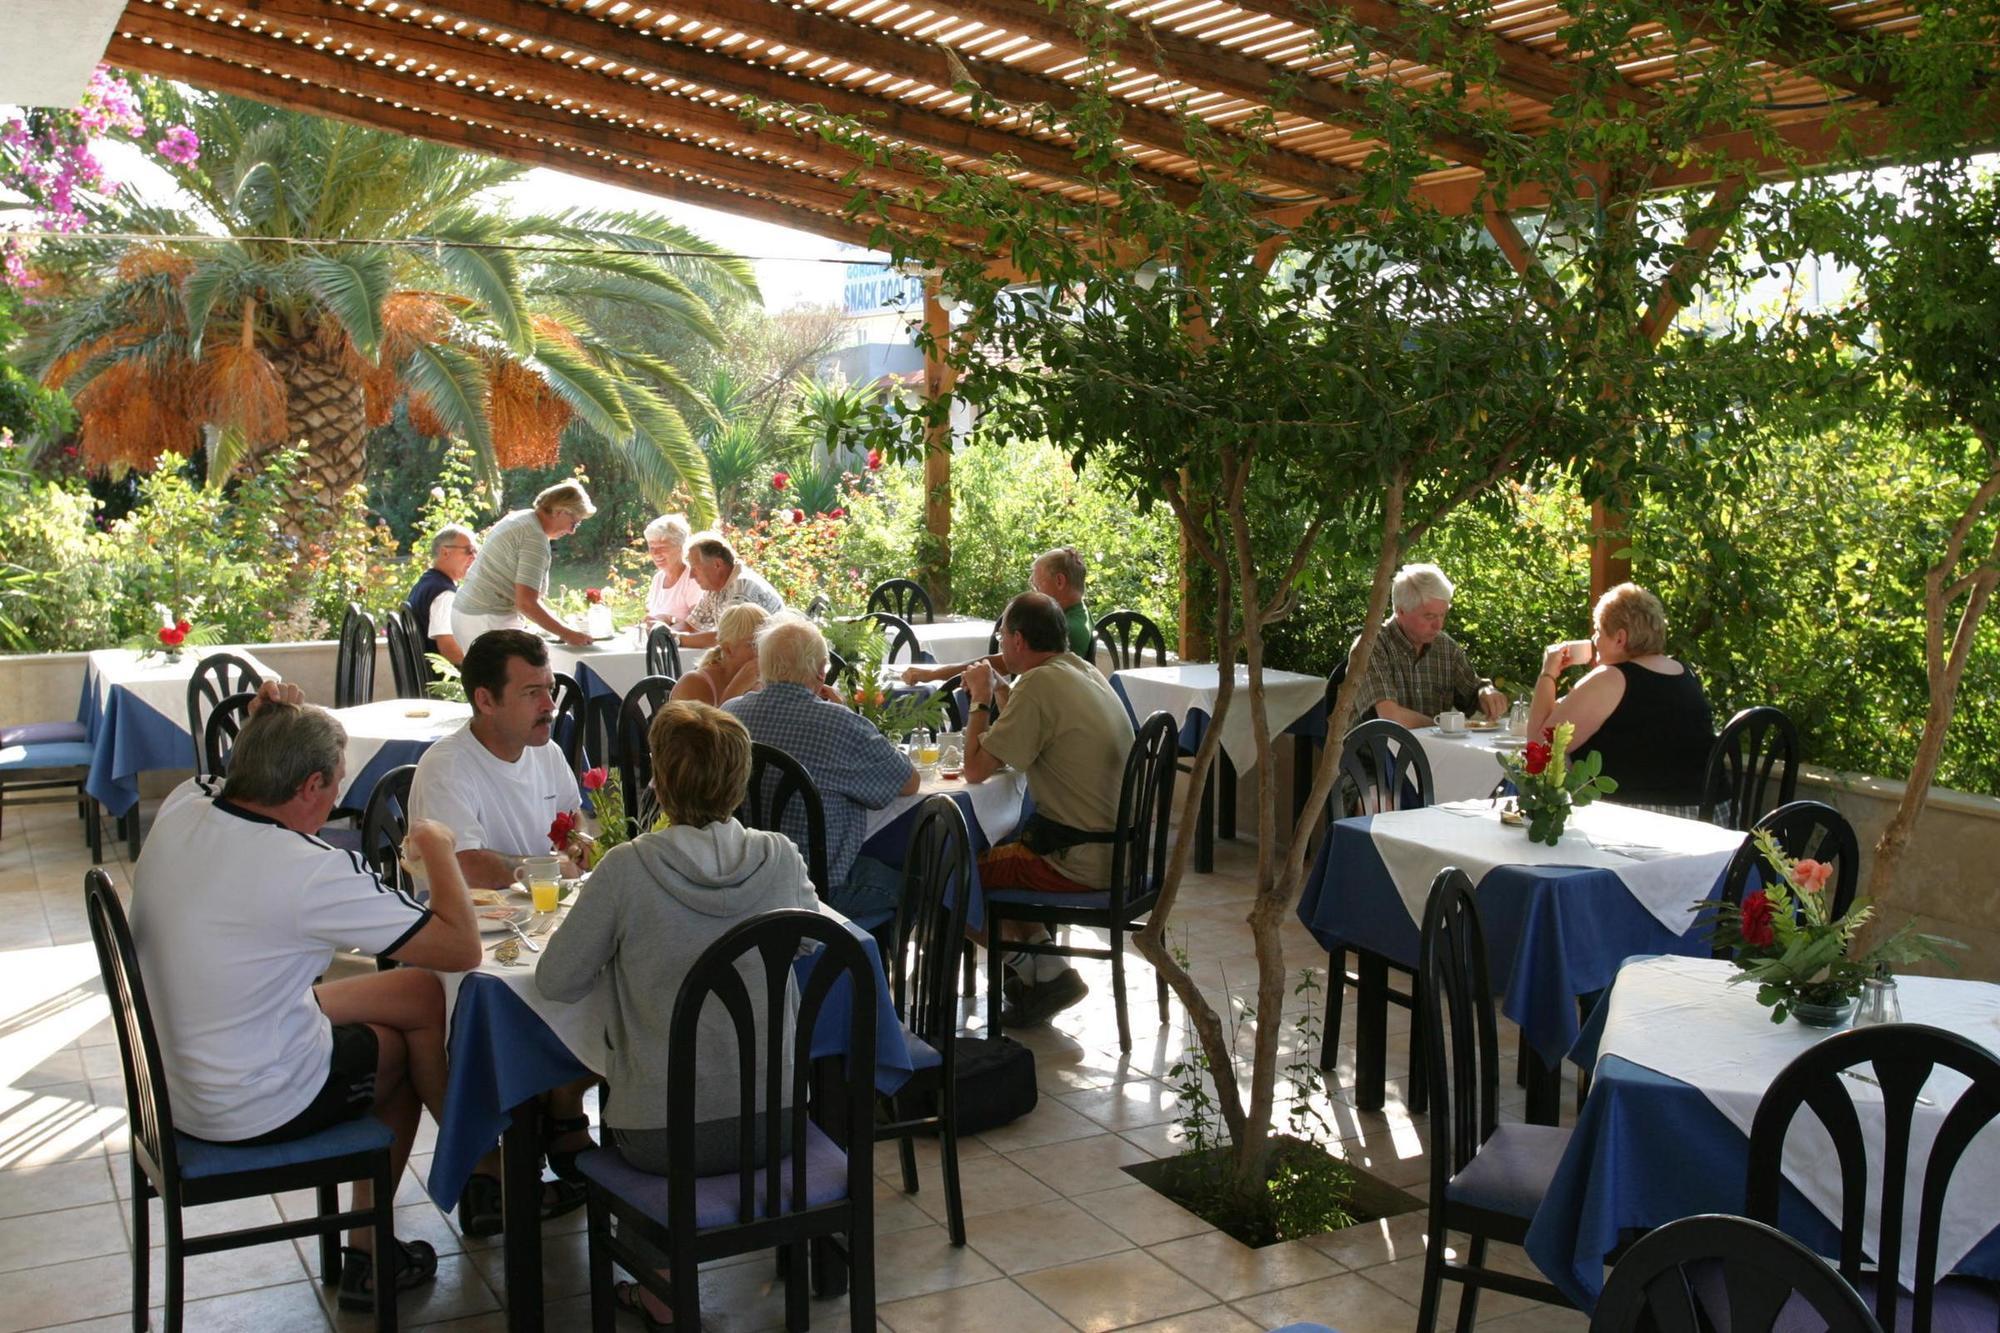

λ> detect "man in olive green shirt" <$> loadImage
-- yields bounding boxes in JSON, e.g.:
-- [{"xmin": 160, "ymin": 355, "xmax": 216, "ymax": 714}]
[
  {"xmin": 899, "ymin": 545, "xmax": 1096, "ymax": 686},
  {"xmin": 963, "ymin": 591, "xmax": 1133, "ymax": 1025}
]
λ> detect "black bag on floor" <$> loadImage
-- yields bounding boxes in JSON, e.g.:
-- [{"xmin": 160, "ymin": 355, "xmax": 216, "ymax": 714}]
[{"xmin": 950, "ymin": 1033, "xmax": 1037, "ymax": 1134}]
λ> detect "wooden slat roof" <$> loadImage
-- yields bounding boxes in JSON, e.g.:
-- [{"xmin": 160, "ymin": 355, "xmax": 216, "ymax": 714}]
[{"xmin": 100, "ymin": 0, "xmax": 1968, "ymax": 249}]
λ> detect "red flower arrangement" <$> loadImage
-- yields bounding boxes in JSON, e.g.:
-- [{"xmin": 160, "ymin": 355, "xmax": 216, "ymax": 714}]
[
  {"xmin": 1522, "ymin": 737, "xmax": 1552, "ymax": 776},
  {"xmin": 157, "ymin": 619, "xmax": 190, "ymax": 648}
]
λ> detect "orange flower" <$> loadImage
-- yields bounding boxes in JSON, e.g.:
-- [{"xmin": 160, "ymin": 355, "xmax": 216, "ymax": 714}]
[{"xmin": 1791, "ymin": 859, "xmax": 1833, "ymax": 894}]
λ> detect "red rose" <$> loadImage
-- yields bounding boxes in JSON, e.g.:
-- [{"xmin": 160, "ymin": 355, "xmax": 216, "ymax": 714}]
[
  {"xmin": 1739, "ymin": 890, "xmax": 1776, "ymax": 948},
  {"xmin": 549, "ymin": 810, "xmax": 577, "ymax": 852},
  {"xmin": 772, "ymin": 471, "xmax": 790, "ymax": 490},
  {"xmin": 174, "ymin": 618, "xmax": 191, "ymax": 634},
  {"xmin": 580, "ymin": 766, "xmax": 609, "ymax": 792},
  {"xmin": 157, "ymin": 626, "xmax": 180, "ymax": 647},
  {"xmin": 866, "ymin": 449, "xmax": 883, "ymax": 471},
  {"xmin": 790, "ymin": 508, "xmax": 805, "ymax": 524},
  {"xmin": 584, "ymin": 587, "xmax": 603, "ymax": 604},
  {"xmin": 1523, "ymin": 740, "xmax": 1551, "ymax": 775},
  {"xmin": 829, "ymin": 506, "xmax": 846, "ymax": 519}
]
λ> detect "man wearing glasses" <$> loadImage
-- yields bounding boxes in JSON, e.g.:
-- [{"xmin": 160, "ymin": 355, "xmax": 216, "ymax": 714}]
[{"xmin": 405, "ymin": 525, "xmax": 479, "ymax": 666}]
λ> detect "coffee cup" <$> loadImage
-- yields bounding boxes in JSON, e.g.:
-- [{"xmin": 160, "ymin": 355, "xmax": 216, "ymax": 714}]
[{"xmin": 1434, "ymin": 710, "xmax": 1467, "ymax": 735}]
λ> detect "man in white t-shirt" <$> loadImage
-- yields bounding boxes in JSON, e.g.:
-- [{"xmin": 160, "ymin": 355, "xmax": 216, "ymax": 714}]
[
  {"xmin": 132, "ymin": 687, "xmax": 481, "ymax": 1311},
  {"xmin": 407, "ymin": 628, "xmax": 594, "ymax": 1231}
]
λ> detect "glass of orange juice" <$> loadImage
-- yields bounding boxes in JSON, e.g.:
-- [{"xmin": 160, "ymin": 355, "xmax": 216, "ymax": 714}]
[{"xmin": 515, "ymin": 855, "xmax": 563, "ymax": 914}]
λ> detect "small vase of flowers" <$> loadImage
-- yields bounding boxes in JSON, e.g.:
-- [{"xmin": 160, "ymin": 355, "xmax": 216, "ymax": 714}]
[
  {"xmin": 124, "ymin": 608, "xmax": 218, "ymax": 663},
  {"xmin": 1496, "ymin": 721, "xmax": 1617, "ymax": 845}
]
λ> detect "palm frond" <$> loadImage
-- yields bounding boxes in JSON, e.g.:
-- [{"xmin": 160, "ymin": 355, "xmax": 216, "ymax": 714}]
[
  {"xmin": 525, "ymin": 337, "xmax": 633, "ymax": 442},
  {"xmin": 522, "ymin": 208, "xmax": 760, "ymax": 298},
  {"xmin": 402, "ymin": 341, "xmax": 494, "ymax": 464},
  {"xmin": 607, "ymin": 383, "xmax": 718, "ymax": 524},
  {"xmin": 302, "ymin": 248, "xmax": 393, "ymax": 359},
  {"xmin": 596, "ymin": 346, "xmax": 720, "ymax": 428},
  {"xmin": 528, "ymin": 258, "xmax": 727, "ymax": 346},
  {"xmin": 417, "ymin": 212, "xmax": 532, "ymax": 354}
]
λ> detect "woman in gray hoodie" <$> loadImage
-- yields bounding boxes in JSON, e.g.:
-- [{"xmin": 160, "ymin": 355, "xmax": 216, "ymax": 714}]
[{"xmin": 536, "ymin": 700, "xmax": 818, "ymax": 1182}]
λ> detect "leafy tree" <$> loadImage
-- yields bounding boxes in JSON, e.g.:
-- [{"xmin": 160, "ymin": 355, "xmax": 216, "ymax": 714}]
[{"xmin": 9, "ymin": 84, "xmax": 754, "ymax": 531}]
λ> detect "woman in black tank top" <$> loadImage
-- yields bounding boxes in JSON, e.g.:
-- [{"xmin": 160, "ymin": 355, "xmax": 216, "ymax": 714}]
[{"xmin": 1525, "ymin": 583, "xmax": 1715, "ymax": 808}]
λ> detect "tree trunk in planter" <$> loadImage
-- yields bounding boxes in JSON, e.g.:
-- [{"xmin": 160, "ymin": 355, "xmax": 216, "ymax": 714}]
[{"xmin": 257, "ymin": 340, "xmax": 370, "ymax": 540}]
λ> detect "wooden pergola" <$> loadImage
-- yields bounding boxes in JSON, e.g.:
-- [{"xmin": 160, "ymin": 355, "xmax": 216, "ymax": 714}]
[{"xmin": 86, "ymin": 0, "xmax": 1959, "ymax": 618}]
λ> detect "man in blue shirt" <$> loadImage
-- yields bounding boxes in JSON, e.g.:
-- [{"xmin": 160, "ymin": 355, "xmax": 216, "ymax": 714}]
[
  {"xmin": 404, "ymin": 524, "xmax": 478, "ymax": 665},
  {"xmin": 724, "ymin": 613, "xmax": 917, "ymax": 919}
]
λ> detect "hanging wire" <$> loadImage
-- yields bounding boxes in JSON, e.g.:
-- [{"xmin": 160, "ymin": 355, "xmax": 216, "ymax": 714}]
[{"xmin": 0, "ymin": 227, "xmax": 893, "ymax": 263}]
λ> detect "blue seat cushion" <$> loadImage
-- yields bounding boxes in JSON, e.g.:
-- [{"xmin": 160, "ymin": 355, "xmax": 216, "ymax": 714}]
[
  {"xmin": 1, "ymin": 721, "xmax": 87, "ymax": 747},
  {"xmin": 175, "ymin": 1116, "xmax": 393, "ymax": 1179},
  {"xmin": 986, "ymin": 888, "xmax": 1114, "ymax": 911},
  {"xmin": 576, "ymin": 1120, "xmax": 850, "ymax": 1230},
  {"xmin": 0, "ymin": 741, "xmax": 95, "ymax": 773},
  {"xmin": 1443, "ymin": 1122, "xmax": 1571, "ymax": 1219}
]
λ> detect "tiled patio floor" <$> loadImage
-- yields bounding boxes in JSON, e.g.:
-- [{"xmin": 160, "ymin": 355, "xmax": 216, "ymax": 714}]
[{"xmin": 0, "ymin": 799, "xmax": 1586, "ymax": 1332}]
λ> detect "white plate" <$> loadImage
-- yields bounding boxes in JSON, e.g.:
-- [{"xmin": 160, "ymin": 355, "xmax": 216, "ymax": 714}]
[
  {"xmin": 472, "ymin": 890, "xmax": 534, "ymax": 934},
  {"xmin": 1491, "ymin": 735, "xmax": 1528, "ymax": 751}
]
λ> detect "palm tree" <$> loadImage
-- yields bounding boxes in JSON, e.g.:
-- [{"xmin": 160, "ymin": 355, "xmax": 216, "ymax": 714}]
[{"xmin": 17, "ymin": 85, "xmax": 752, "ymax": 529}]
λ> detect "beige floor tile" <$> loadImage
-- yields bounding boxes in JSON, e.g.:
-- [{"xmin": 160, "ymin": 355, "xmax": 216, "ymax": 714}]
[
  {"xmin": 960, "ymin": 1197, "xmax": 1133, "ymax": 1275},
  {"xmin": 1301, "ymin": 1209, "xmax": 1429, "ymax": 1272},
  {"xmin": 1476, "ymin": 1303, "xmax": 1590, "ymax": 1329},
  {"xmin": 0, "ymin": 1157, "xmax": 114, "ymax": 1220},
  {"xmin": 1227, "ymin": 1270, "xmax": 1420, "ymax": 1333},
  {"xmin": 1117, "ymin": 1306, "xmax": 1263, "ymax": 1333},
  {"xmin": 879, "ymin": 1275, "xmax": 1075, "ymax": 1332},
  {"xmin": 1006, "ymin": 1132, "xmax": 1157, "ymax": 1196},
  {"xmin": 129, "ymin": 1190, "xmax": 287, "ymax": 1248},
  {"xmin": 143, "ymin": 1234, "xmax": 315, "ymax": 1303},
  {"xmin": 869, "ymin": 1222, "xmax": 1003, "ymax": 1303},
  {"xmin": 321, "ymin": 1252, "xmax": 499, "ymax": 1330},
  {"xmin": 872, "ymin": 1175, "xmax": 940, "ymax": 1236},
  {"xmin": 1057, "ymin": 1079, "xmax": 1186, "ymax": 1132},
  {"xmin": 975, "ymin": 1097, "xmax": 1107, "ymax": 1153},
  {"xmin": 1362, "ymin": 1246, "xmax": 1547, "ymax": 1323},
  {"xmin": 0, "ymin": 1250, "xmax": 138, "ymax": 1333},
  {"xmin": 0, "ymin": 1201, "xmax": 128, "ymax": 1273},
  {"xmin": 1072, "ymin": 1183, "xmax": 1213, "ymax": 1247},
  {"xmin": 1015, "ymin": 1249, "xmax": 1215, "ymax": 1333},
  {"xmin": 170, "ymin": 1279, "xmax": 335, "ymax": 1332},
  {"xmin": 872, "ymin": 1130, "xmax": 994, "ymax": 1179},
  {"xmin": 906, "ymin": 1152, "xmax": 1058, "ymax": 1223},
  {"xmin": 1151, "ymin": 1231, "xmax": 1345, "ymax": 1302},
  {"xmin": 0, "ymin": 1082, "xmax": 122, "ymax": 1168},
  {"xmin": 465, "ymin": 1224, "xmax": 592, "ymax": 1302}
]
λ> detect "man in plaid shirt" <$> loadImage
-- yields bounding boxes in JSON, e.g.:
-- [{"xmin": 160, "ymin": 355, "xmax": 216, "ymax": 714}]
[{"xmin": 1350, "ymin": 563, "xmax": 1508, "ymax": 729}]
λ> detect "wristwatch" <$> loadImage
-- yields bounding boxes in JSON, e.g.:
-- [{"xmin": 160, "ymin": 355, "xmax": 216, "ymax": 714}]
[{"xmin": 980, "ymin": 701, "xmax": 1000, "ymax": 723}]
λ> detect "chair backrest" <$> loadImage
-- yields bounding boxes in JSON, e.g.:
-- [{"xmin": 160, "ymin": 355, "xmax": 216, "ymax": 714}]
[
  {"xmin": 805, "ymin": 593, "xmax": 831, "ymax": 622},
  {"xmin": 867, "ymin": 577, "xmax": 935, "ymax": 624},
  {"xmin": 1747, "ymin": 1025, "xmax": 2000, "ymax": 1333},
  {"xmin": 397, "ymin": 604, "xmax": 429, "ymax": 684},
  {"xmin": 1700, "ymin": 705, "xmax": 1800, "ymax": 829},
  {"xmin": 665, "ymin": 909, "xmax": 875, "ymax": 1234},
  {"xmin": 1715, "ymin": 800, "xmax": 1861, "ymax": 952},
  {"xmin": 186, "ymin": 652, "xmax": 264, "ymax": 779},
  {"xmin": 201, "ymin": 690, "xmax": 257, "ymax": 779},
  {"xmin": 740, "ymin": 743, "xmax": 832, "ymax": 900},
  {"xmin": 1418, "ymin": 867, "xmax": 1501, "ymax": 1212},
  {"xmin": 581, "ymin": 692, "xmax": 620, "ymax": 773},
  {"xmin": 646, "ymin": 623, "xmax": 683, "ymax": 678},
  {"xmin": 335, "ymin": 602, "xmax": 377, "ymax": 709},
  {"xmin": 359, "ymin": 763, "xmax": 418, "ymax": 896},
  {"xmin": 84, "ymin": 869, "xmax": 183, "ymax": 1191},
  {"xmin": 1107, "ymin": 712, "xmax": 1180, "ymax": 914},
  {"xmin": 384, "ymin": 611, "xmax": 424, "ymax": 700},
  {"xmin": 892, "ymin": 797, "xmax": 974, "ymax": 1054},
  {"xmin": 1094, "ymin": 610, "xmax": 1166, "ymax": 672},
  {"xmin": 825, "ymin": 648, "xmax": 855, "ymax": 689},
  {"xmin": 852, "ymin": 611, "xmax": 918, "ymax": 665},
  {"xmin": 1334, "ymin": 718, "xmax": 1435, "ymax": 819},
  {"xmin": 617, "ymin": 675, "xmax": 677, "ymax": 838},
  {"xmin": 1591, "ymin": 1213, "xmax": 1884, "ymax": 1333},
  {"xmin": 551, "ymin": 671, "xmax": 586, "ymax": 774}
]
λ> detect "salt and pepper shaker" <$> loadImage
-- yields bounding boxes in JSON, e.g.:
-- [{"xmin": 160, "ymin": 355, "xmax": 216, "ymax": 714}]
[{"xmin": 1853, "ymin": 971, "xmax": 1903, "ymax": 1028}]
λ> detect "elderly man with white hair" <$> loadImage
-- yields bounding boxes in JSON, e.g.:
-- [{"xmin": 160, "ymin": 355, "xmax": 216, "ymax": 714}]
[
  {"xmin": 1349, "ymin": 562, "xmax": 1507, "ymax": 729},
  {"xmin": 675, "ymin": 533, "xmax": 786, "ymax": 650},
  {"xmin": 723, "ymin": 612, "xmax": 917, "ymax": 921},
  {"xmin": 642, "ymin": 513, "xmax": 703, "ymax": 626}
]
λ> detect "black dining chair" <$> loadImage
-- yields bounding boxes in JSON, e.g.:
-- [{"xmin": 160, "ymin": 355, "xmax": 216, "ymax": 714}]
[
  {"xmin": 617, "ymin": 675, "xmax": 676, "ymax": 838},
  {"xmin": 576, "ymin": 909, "xmax": 877, "ymax": 1333},
  {"xmin": 397, "ymin": 606, "xmax": 430, "ymax": 690},
  {"xmin": 877, "ymin": 795, "xmax": 974, "ymax": 1247},
  {"xmin": 1713, "ymin": 799, "xmax": 1860, "ymax": 957},
  {"xmin": 1415, "ymin": 866, "xmax": 1574, "ymax": 1332},
  {"xmin": 336, "ymin": 603, "xmax": 378, "ymax": 709},
  {"xmin": 868, "ymin": 577, "xmax": 935, "ymax": 624},
  {"xmin": 384, "ymin": 612, "xmax": 424, "ymax": 700},
  {"xmin": 1700, "ymin": 705, "xmax": 1800, "ymax": 830},
  {"xmin": 847, "ymin": 611, "xmax": 918, "ymax": 666},
  {"xmin": 551, "ymin": 671, "xmax": 587, "ymax": 775},
  {"xmin": 359, "ymin": 763, "xmax": 419, "ymax": 898},
  {"xmin": 645, "ymin": 623, "xmax": 683, "ymax": 679},
  {"xmin": 84, "ymin": 869, "xmax": 401, "ymax": 1332},
  {"xmin": 985, "ymin": 711, "xmax": 1178, "ymax": 1052},
  {"xmin": 201, "ymin": 690, "xmax": 257, "ymax": 780},
  {"xmin": 825, "ymin": 648, "xmax": 857, "ymax": 690},
  {"xmin": 1748, "ymin": 1024, "xmax": 2000, "ymax": 1333},
  {"xmin": 1591, "ymin": 1213, "xmax": 1883, "ymax": 1333},
  {"xmin": 805, "ymin": 593, "xmax": 832, "ymax": 622},
  {"xmin": 186, "ymin": 652, "xmax": 264, "ymax": 779},
  {"xmin": 1093, "ymin": 609, "xmax": 1167, "ymax": 672},
  {"xmin": 739, "ymin": 743, "xmax": 832, "ymax": 902},
  {"xmin": 1318, "ymin": 719, "xmax": 1435, "ymax": 1112}
]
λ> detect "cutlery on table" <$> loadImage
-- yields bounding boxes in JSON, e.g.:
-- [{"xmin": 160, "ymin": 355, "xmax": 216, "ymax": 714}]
[{"xmin": 1839, "ymin": 1068, "xmax": 1935, "ymax": 1106}]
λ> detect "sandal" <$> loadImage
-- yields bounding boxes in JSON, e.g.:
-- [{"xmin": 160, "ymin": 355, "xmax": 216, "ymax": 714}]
[
  {"xmin": 337, "ymin": 1237, "xmax": 438, "ymax": 1311},
  {"xmin": 614, "ymin": 1277, "xmax": 674, "ymax": 1328},
  {"xmin": 542, "ymin": 1111, "xmax": 598, "ymax": 1184},
  {"xmin": 456, "ymin": 1171, "xmax": 590, "ymax": 1238}
]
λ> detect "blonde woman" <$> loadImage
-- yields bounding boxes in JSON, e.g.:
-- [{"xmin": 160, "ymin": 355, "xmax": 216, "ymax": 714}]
[
  {"xmin": 669, "ymin": 603, "xmax": 766, "ymax": 706},
  {"xmin": 451, "ymin": 481, "xmax": 597, "ymax": 648}
]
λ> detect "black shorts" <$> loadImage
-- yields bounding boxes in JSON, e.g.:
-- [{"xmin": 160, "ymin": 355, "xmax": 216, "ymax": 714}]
[{"xmin": 231, "ymin": 1023, "xmax": 381, "ymax": 1147}]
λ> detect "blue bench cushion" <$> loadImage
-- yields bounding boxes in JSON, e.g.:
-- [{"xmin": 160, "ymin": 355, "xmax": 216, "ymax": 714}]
[
  {"xmin": 1444, "ymin": 1122, "xmax": 1571, "ymax": 1219},
  {"xmin": 0, "ymin": 741, "xmax": 95, "ymax": 773},
  {"xmin": 175, "ymin": 1116, "xmax": 394, "ymax": 1179},
  {"xmin": 576, "ymin": 1120, "xmax": 849, "ymax": 1229},
  {"xmin": 1, "ymin": 721, "xmax": 87, "ymax": 747}
]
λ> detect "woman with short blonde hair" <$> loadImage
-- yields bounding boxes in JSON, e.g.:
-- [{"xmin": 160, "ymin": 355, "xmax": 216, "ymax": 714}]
[
  {"xmin": 668, "ymin": 603, "xmax": 767, "ymax": 707},
  {"xmin": 451, "ymin": 480, "xmax": 598, "ymax": 648}
]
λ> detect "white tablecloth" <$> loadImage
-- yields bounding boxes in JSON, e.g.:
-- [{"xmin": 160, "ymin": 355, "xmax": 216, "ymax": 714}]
[
  {"xmin": 864, "ymin": 768, "xmax": 1028, "ymax": 844},
  {"xmin": 1113, "ymin": 664, "xmax": 1324, "ymax": 771},
  {"xmin": 1366, "ymin": 800, "xmax": 1744, "ymax": 934},
  {"xmin": 1600, "ymin": 955, "xmax": 2000, "ymax": 1291},
  {"xmin": 909, "ymin": 617, "xmax": 994, "ymax": 666},
  {"xmin": 328, "ymin": 699, "xmax": 472, "ymax": 806},
  {"xmin": 1414, "ymin": 725, "xmax": 1519, "ymax": 802},
  {"xmin": 86, "ymin": 646, "xmax": 280, "ymax": 735},
  {"xmin": 545, "ymin": 627, "xmax": 707, "ymax": 696}
]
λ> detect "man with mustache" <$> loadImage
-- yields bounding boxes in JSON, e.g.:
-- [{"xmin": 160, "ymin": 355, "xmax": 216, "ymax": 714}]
[{"xmin": 408, "ymin": 628, "xmax": 592, "ymax": 1235}]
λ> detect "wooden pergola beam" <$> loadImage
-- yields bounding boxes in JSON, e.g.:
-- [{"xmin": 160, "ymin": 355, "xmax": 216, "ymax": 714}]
[
  {"xmin": 391, "ymin": 0, "xmax": 1209, "ymax": 205},
  {"xmin": 1664, "ymin": 0, "xmax": 1904, "ymax": 107},
  {"xmin": 110, "ymin": 32, "xmax": 896, "ymax": 248}
]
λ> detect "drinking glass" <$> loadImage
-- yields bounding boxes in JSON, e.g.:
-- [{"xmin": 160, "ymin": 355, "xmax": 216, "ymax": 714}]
[{"xmin": 1853, "ymin": 975, "xmax": 1902, "ymax": 1027}]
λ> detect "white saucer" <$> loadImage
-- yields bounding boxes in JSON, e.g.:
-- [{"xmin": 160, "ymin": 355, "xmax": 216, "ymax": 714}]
[{"xmin": 1432, "ymin": 726, "xmax": 1470, "ymax": 739}]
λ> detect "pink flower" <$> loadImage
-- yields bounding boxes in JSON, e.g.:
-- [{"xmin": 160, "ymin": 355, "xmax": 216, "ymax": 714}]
[
  {"xmin": 581, "ymin": 767, "xmax": 609, "ymax": 792},
  {"xmin": 154, "ymin": 125, "xmax": 200, "ymax": 165},
  {"xmin": 772, "ymin": 471, "xmax": 790, "ymax": 490},
  {"xmin": 866, "ymin": 449, "xmax": 883, "ymax": 471},
  {"xmin": 1791, "ymin": 859, "xmax": 1833, "ymax": 894},
  {"xmin": 828, "ymin": 506, "xmax": 846, "ymax": 519}
]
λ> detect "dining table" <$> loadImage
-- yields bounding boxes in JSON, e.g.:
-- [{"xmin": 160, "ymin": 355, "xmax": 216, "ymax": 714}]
[
  {"xmin": 907, "ymin": 615, "xmax": 994, "ymax": 667},
  {"xmin": 1295, "ymin": 799, "xmax": 1745, "ymax": 1123},
  {"xmin": 859, "ymin": 768, "xmax": 1030, "ymax": 934},
  {"xmin": 543, "ymin": 625, "xmax": 708, "ymax": 703},
  {"xmin": 1525, "ymin": 955, "xmax": 2000, "ymax": 1309},
  {"xmin": 326, "ymin": 698, "xmax": 472, "ymax": 812},
  {"xmin": 427, "ymin": 893, "xmax": 915, "ymax": 1332},
  {"xmin": 1411, "ymin": 722, "xmax": 1523, "ymax": 802},
  {"xmin": 1110, "ymin": 664, "xmax": 1329, "ymax": 872}
]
